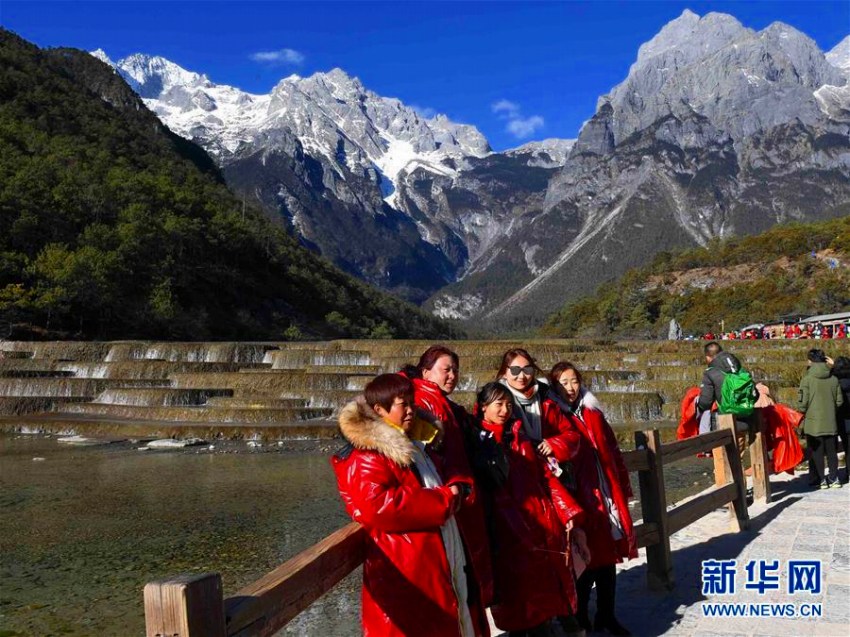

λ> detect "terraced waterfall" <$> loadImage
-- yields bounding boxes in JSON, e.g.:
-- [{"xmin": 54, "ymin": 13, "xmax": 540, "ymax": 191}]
[{"xmin": 0, "ymin": 339, "xmax": 820, "ymax": 441}]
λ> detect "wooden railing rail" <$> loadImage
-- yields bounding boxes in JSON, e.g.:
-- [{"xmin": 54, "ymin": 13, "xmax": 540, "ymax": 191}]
[{"xmin": 145, "ymin": 415, "xmax": 771, "ymax": 635}]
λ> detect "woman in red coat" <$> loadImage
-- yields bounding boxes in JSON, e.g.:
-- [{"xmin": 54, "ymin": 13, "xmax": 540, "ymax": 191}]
[
  {"xmin": 549, "ymin": 362, "xmax": 637, "ymax": 636},
  {"xmin": 471, "ymin": 382, "xmax": 588, "ymax": 636},
  {"xmin": 406, "ymin": 345, "xmax": 495, "ymax": 609},
  {"xmin": 496, "ymin": 348, "xmax": 582, "ymax": 463},
  {"xmin": 332, "ymin": 373, "xmax": 487, "ymax": 637}
]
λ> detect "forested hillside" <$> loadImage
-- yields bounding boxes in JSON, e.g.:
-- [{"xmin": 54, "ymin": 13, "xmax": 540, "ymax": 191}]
[
  {"xmin": 542, "ymin": 216, "xmax": 850, "ymax": 338},
  {"xmin": 0, "ymin": 30, "xmax": 450, "ymax": 340}
]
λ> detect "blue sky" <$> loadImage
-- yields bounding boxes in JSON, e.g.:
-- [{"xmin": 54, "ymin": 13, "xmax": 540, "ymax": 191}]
[{"xmin": 2, "ymin": 1, "xmax": 847, "ymax": 151}]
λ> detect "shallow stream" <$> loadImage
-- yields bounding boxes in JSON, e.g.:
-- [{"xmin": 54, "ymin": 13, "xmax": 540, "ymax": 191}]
[{"xmin": 0, "ymin": 432, "xmax": 716, "ymax": 636}]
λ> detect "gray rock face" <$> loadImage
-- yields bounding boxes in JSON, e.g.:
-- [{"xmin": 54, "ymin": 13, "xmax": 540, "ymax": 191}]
[
  {"xmin": 826, "ymin": 35, "xmax": 850, "ymax": 75},
  {"xmin": 504, "ymin": 139, "xmax": 576, "ymax": 167},
  {"xmin": 602, "ymin": 13, "xmax": 844, "ymax": 144},
  {"xmin": 427, "ymin": 11, "xmax": 850, "ymax": 328}
]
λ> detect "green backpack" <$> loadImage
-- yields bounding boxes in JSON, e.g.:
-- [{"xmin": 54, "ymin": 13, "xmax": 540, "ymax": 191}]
[{"xmin": 719, "ymin": 368, "xmax": 756, "ymax": 416}]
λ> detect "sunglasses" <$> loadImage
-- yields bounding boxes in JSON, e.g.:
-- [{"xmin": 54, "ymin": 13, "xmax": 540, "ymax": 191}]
[{"xmin": 508, "ymin": 365, "xmax": 535, "ymax": 377}]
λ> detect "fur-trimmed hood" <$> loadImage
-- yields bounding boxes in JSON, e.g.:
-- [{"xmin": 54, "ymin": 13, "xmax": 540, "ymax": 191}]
[
  {"xmin": 338, "ymin": 397, "xmax": 442, "ymax": 467},
  {"xmin": 579, "ymin": 388, "xmax": 604, "ymax": 413}
]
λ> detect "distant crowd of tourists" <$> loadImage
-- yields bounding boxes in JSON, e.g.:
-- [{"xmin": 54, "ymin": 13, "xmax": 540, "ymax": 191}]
[
  {"xmin": 332, "ymin": 346, "xmax": 635, "ymax": 637},
  {"xmin": 702, "ymin": 321, "xmax": 849, "ymax": 341}
]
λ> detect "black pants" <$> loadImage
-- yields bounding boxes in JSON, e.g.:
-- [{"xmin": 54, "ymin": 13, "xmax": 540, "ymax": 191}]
[
  {"xmin": 806, "ymin": 434, "xmax": 838, "ymax": 483},
  {"xmin": 838, "ymin": 420, "xmax": 849, "ymax": 481},
  {"xmin": 577, "ymin": 564, "xmax": 617, "ymax": 622}
]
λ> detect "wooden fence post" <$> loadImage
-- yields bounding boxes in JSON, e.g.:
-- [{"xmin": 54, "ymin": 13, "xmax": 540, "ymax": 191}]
[
  {"xmin": 144, "ymin": 572, "xmax": 226, "ymax": 637},
  {"xmin": 714, "ymin": 415, "xmax": 749, "ymax": 531},
  {"xmin": 748, "ymin": 410, "xmax": 771, "ymax": 503},
  {"xmin": 635, "ymin": 429, "xmax": 673, "ymax": 590}
]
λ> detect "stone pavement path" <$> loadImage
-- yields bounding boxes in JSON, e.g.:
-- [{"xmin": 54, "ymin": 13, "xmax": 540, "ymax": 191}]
[
  {"xmin": 489, "ymin": 472, "xmax": 849, "ymax": 637},
  {"xmin": 611, "ymin": 472, "xmax": 850, "ymax": 636}
]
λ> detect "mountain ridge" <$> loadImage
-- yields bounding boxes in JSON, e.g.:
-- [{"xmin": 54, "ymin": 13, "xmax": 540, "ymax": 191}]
[{"xmin": 89, "ymin": 11, "xmax": 850, "ymax": 333}]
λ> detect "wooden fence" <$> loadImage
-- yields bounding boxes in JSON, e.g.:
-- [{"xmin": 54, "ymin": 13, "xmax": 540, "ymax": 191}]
[{"xmin": 144, "ymin": 414, "xmax": 771, "ymax": 637}]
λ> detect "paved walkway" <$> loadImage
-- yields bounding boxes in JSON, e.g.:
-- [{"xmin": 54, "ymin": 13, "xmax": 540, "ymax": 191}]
[{"xmin": 612, "ymin": 471, "xmax": 850, "ymax": 636}]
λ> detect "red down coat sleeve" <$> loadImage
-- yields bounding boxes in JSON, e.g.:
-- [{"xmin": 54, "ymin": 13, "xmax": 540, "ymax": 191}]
[
  {"xmin": 542, "ymin": 402, "xmax": 582, "ymax": 463},
  {"xmin": 342, "ymin": 453, "xmax": 455, "ymax": 533},
  {"xmin": 545, "ymin": 465, "xmax": 584, "ymax": 528}
]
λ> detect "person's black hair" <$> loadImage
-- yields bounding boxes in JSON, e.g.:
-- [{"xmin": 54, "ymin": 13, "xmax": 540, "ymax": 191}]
[
  {"xmin": 476, "ymin": 382, "xmax": 512, "ymax": 415},
  {"xmin": 807, "ymin": 349, "xmax": 827, "ymax": 363},
  {"xmin": 704, "ymin": 341, "xmax": 722, "ymax": 357},
  {"xmin": 417, "ymin": 345, "xmax": 459, "ymax": 372},
  {"xmin": 398, "ymin": 364, "xmax": 421, "ymax": 379},
  {"xmin": 831, "ymin": 356, "xmax": 850, "ymax": 378}
]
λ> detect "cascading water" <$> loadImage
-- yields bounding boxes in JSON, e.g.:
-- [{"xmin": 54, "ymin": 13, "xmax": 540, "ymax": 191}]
[{"xmin": 0, "ymin": 339, "xmax": 818, "ymax": 437}]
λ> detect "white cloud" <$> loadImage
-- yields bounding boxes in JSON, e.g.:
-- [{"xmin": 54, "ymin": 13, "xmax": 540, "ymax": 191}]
[
  {"xmin": 250, "ymin": 48, "xmax": 305, "ymax": 65},
  {"xmin": 507, "ymin": 115, "xmax": 545, "ymax": 139},
  {"xmin": 492, "ymin": 99, "xmax": 520, "ymax": 119},
  {"xmin": 411, "ymin": 104, "xmax": 437, "ymax": 119},
  {"xmin": 492, "ymin": 99, "xmax": 544, "ymax": 139}
]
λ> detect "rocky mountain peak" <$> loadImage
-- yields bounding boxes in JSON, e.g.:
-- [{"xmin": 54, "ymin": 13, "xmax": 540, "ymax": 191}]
[
  {"xmin": 505, "ymin": 138, "xmax": 576, "ymax": 167},
  {"xmin": 90, "ymin": 48, "xmax": 114, "ymax": 66},
  {"xmin": 582, "ymin": 11, "xmax": 845, "ymax": 149},
  {"xmin": 115, "ymin": 53, "xmax": 211, "ymax": 98},
  {"xmin": 826, "ymin": 35, "xmax": 850, "ymax": 76},
  {"xmin": 633, "ymin": 10, "xmax": 748, "ymax": 70}
]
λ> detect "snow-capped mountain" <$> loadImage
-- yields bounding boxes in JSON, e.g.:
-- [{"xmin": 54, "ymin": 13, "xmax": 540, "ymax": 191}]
[
  {"xmin": 92, "ymin": 10, "xmax": 849, "ymax": 328},
  {"xmin": 95, "ymin": 53, "xmax": 528, "ymax": 300},
  {"xmin": 504, "ymin": 138, "xmax": 576, "ymax": 167},
  {"xmin": 105, "ymin": 56, "xmax": 490, "ymax": 197}
]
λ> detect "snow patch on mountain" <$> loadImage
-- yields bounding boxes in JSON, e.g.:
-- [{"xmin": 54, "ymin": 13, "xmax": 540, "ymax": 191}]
[
  {"xmin": 431, "ymin": 293, "xmax": 484, "ymax": 320},
  {"xmin": 93, "ymin": 52, "xmax": 492, "ymax": 201},
  {"xmin": 90, "ymin": 48, "xmax": 114, "ymax": 67},
  {"xmin": 815, "ymin": 36, "xmax": 850, "ymax": 120},
  {"xmin": 505, "ymin": 138, "xmax": 576, "ymax": 167}
]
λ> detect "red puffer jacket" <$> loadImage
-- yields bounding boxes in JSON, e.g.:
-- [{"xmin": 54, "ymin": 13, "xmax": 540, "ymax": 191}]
[
  {"xmin": 540, "ymin": 390, "xmax": 583, "ymax": 463},
  {"xmin": 411, "ymin": 377, "xmax": 495, "ymax": 607},
  {"xmin": 332, "ymin": 398, "xmax": 488, "ymax": 637},
  {"xmin": 479, "ymin": 418, "xmax": 584, "ymax": 631},
  {"xmin": 567, "ymin": 407, "xmax": 637, "ymax": 568}
]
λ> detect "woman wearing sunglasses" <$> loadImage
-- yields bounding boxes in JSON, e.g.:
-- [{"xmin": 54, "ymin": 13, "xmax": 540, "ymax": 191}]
[
  {"xmin": 496, "ymin": 348, "xmax": 582, "ymax": 463},
  {"xmin": 548, "ymin": 362, "xmax": 636, "ymax": 636},
  {"xmin": 471, "ymin": 382, "xmax": 589, "ymax": 637},
  {"xmin": 403, "ymin": 345, "xmax": 495, "ymax": 615}
]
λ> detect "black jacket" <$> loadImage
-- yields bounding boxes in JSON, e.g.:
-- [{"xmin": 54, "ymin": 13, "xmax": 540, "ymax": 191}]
[
  {"xmin": 698, "ymin": 351, "xmax": 746, "ymax": 413},
  {"xmin": 836, "ymin": 376, "xmax": 850, "ymax": 425}
]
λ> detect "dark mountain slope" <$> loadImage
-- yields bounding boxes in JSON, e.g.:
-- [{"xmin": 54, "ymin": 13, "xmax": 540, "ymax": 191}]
[
  {"xmin": 0, "ymin": 30, "xmax": 449, "ymax": 340},
  {"xmin": 542, "ymin": 216, "xmax": 850, "ymax": 338}
]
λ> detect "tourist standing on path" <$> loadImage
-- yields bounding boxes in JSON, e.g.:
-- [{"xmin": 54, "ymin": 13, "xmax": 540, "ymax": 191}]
[
  {"xmin": 796, "ymin": 349, "xmax": 844, "ymax": 489},
  {"xmin": 831, "ymin": 356, "xmax": 850, "ymax": 483},
  {"xmin": 548, "ymin": 362, "xmax": 636, "ymax": 636},
  {"xmin": 331, "ymin": 374, "xmax": 488, "ymax": 637},
  {"xmin": 470, "ymin": 382, "xmax": 588, "ymax": 637},
  {"xmin": 405, "ymin": 345, "xmax": 495, "ymax": 610}
]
